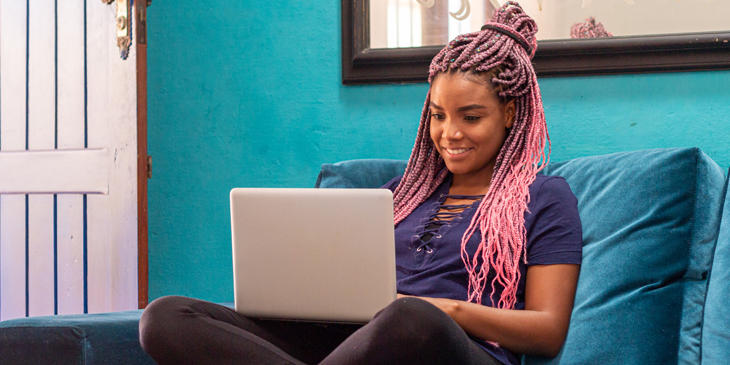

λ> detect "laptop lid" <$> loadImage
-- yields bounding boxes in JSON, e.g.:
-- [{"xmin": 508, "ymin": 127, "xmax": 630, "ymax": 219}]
[{"xmin": 230, "ymin": 188, "xmax": 396, "ymax": 323}]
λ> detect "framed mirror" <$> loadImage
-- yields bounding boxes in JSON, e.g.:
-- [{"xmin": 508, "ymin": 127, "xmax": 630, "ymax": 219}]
[{"xmin": 342, "ymin": 0, "xmax": 730, "ymax": 84}]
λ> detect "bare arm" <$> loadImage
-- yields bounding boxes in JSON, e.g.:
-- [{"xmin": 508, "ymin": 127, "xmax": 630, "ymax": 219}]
[{"xmin": 402, "ymin": 264, "xmax": 579, "ymax": 357}]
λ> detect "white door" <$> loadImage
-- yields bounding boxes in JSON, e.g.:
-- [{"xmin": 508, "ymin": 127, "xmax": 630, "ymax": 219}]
[{"xmin": 0, "ymin": 0, "xmax": 144, "ymax": 320}]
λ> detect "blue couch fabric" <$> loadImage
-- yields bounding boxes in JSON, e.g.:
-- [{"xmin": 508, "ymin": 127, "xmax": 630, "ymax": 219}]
[
  {"xmin": 532, "ymin": 148, "xmax": 725, "ymax": 365},
  {"xmin": 700, "ymin": 167, "xmax": 730, "ymax": 364},
  {"xmin": 317, "ymin": 148, "xmax": 726, "ymax": 365},
  {"xmin": 0, "ymin": 310, "xmax": 154, "ymax": 365},
  {"xmin": 315, "ymin": 158, "xmax": 407, "ymax": 189}
]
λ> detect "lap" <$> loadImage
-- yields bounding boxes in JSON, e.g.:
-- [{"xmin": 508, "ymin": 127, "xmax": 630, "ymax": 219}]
[
  {"xmin": 322, "ymin": 297, "xmax": 501, "ymax": 365},
  {"xmin": 141, "ymin": 296, "xmax": 501, "ymax": 365},
  {"xmin": 141, "ymin": 295, "xmax": 360, "ymax": 364}
]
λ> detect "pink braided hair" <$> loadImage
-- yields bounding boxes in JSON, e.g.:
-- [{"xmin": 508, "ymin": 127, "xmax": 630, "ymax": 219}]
[
  {"xmin": 393, "ymin": 1, "xmax": 550, "ymax": 309},
  {"xmin": 570, "ymin": 17, "xmax": 613, "ymax": 38}
]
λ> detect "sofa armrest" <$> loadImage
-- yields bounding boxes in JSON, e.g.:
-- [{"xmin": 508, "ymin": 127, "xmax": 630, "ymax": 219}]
[{"xmin": 0, "ymin": 310, "xmax": 154, "ymax": 365}]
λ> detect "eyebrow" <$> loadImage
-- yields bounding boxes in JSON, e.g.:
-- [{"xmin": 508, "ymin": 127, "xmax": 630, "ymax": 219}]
[{"xmin": 429, "ymin": 102, "xmax": 488, "ymax": 112}]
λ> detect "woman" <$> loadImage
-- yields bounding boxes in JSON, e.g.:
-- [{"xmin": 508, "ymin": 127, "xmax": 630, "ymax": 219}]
[{"xmin": 139, "ymin": 2, "xmax": 582, "ymax": 364}]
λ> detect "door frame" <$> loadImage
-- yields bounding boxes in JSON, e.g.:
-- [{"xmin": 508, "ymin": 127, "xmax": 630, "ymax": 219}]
[{"xmin": 135, "ymin": 0, "xmax": 149, "ymax": 309}]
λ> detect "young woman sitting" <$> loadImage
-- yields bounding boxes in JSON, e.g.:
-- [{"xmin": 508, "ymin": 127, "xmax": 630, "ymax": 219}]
[{"xmin": 139, "ymin": 2, "xmax": 582, "ymax": 364}]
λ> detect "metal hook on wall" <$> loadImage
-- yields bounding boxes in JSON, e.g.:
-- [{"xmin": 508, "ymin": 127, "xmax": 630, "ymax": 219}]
[
  {"xmin": 449, "ymin": 0, "xmax": 471, "ymax": 21},
  {"xmin": 415, "ymin": 0, "xmax": 471, "ymax": 21}
]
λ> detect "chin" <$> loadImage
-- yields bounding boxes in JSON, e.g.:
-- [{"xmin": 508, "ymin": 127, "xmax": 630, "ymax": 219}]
[{"xmin": 444, "ymin": 163, "xmax": 472, "ymax": 175}]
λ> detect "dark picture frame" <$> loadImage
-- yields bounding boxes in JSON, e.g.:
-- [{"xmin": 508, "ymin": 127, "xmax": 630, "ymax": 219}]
[{"xmin": 342, "ymin": 0, "xmax": 730, "ymax": 85}]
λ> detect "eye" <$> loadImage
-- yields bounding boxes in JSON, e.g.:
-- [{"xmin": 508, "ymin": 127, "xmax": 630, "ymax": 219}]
[
  {"xmin": 430, "ymin": 112, "xmax": 444, "ymax": 120},
  {"xmin": 464, "ymin": 115, "xmax": 481, "ymax": 122}
]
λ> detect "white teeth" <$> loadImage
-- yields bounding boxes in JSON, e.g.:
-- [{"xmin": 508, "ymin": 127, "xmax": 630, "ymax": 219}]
[{"xmin": 446, "ymin": 148, "xmax": 469, "ymax": 155}]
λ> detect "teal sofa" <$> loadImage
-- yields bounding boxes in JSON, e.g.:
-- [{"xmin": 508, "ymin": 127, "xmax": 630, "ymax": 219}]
[{"xmin": 1, "ymin": 147, "xmax": 729, "ymax": 364}]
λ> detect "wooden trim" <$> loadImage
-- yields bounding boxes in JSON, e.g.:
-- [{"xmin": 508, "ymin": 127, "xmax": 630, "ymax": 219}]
[
  {"xmin": 135, "ymin": 0, "xmax": 149, "ymax": 309},
  {"xmin": 342, "ymin": 0, "xmax": 730, "ymax": 84}
]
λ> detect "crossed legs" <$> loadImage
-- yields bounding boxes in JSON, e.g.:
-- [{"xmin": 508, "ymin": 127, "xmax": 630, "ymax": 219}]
[{"xmin": 140, "ymin": 296, "xmax": 500, "ymax": 365}]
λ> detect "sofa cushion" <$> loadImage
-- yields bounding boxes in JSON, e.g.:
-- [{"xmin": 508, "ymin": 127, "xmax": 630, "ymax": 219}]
[
  {"xmin": 0, "ymin": 310, "xmax": 154, "ymax": 365},
  {"xmin": 526, "ymin": 148, "xmax": 725, "ymax": 365},
  {"xmin": 701, "ymin": 167, "xmax": 730, "ymax": 365},
  {"xmin": 315, "ymin": 148, "xmax": 726, "ymax": 365},
  {"xmin": 315, "ymin": 159, "xmax": 407, "ymax": 189}
]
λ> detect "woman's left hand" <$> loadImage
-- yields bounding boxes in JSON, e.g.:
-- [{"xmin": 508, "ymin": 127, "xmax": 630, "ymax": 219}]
[
  {"xmin": 396, "ymin": 264, "xmax": 580, "ymax": 358},
  {"xmin": 396, "ymin": 294, "xmax": 461, "ymax": 317}
]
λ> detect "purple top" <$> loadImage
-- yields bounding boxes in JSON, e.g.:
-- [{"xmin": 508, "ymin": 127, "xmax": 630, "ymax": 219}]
[{"xmin": 382, "ymin": 173, "xmax": 583, "ymax": 365}]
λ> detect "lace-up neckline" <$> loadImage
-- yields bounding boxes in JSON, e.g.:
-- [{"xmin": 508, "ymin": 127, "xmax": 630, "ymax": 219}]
[{"xmin": 417, "ymin": 194, "xmax": 483, "ymax": 246}]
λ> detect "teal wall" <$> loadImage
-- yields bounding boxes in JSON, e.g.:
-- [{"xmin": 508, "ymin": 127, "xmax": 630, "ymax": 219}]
[{"xmin": 147, "ymin": 1, "xmax": 730, "ymax": 302}]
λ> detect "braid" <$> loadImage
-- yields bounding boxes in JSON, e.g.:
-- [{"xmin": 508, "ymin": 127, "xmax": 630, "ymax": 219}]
[{"xmin": 393, "ymin": 1, "xmax": 550, "ymax": 309}]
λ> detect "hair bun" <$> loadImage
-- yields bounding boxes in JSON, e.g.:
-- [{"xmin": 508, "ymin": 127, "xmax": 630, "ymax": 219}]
[
  {"xmin": 570, "ymin": 17, "xmax": 613, "ymax": 38},
  {"xmin": 488, "ymin": 1, "xmax": 538, "ymax": 57}
]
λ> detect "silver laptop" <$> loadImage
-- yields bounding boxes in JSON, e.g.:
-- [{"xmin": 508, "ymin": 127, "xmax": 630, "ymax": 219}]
[{"xmin": 230, "ymin": 188, "xmax": 397, "ymax": 323}]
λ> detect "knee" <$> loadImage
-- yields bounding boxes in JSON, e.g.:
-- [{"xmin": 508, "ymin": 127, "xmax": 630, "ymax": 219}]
[
  {"xmin": 371, "ymin": 297, "xmax": 454, "ymax": 347},
  {"xmin": 376, "ymin": 297, "xmax": 450, "ymax": 327},
  {"xmin": 139, "ymin": 295, "xmax": 192, "ymax": 354}
]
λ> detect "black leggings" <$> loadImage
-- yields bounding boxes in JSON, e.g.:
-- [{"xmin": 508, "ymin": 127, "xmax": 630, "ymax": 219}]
[{"xmin": 139, "ymin": 296, "xmax": 501, "ymax": 365}]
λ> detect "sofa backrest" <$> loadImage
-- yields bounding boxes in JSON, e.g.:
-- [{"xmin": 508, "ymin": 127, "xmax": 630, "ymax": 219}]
[
  {"xmin": 529, "ymin": 148, "xmax": 725, "ymax": 365},
  {"xmin": 700, "ymin": 168, "xmax": 730, "ymax": 365},
  {"xmin": 316, "ymin": 147, "xmax": 726, "ymax": 365},
  {"xmin": 315, "ymin": 158, "xmax": 407, "ymax": 189}
]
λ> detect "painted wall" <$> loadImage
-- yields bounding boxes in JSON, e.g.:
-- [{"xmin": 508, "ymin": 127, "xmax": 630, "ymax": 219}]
[{"xmin": 147, "ymin": 1, "xmax": 730, "ymax": 302}]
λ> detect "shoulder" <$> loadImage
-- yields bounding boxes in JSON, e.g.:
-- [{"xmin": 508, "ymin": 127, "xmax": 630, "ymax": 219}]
[
  {"xmin": 526, "ymin": 174, "xmax": 580, "ymax": 225},
  {"xmin": 381, "ymin": 175, "xmax": 403, "ymax": 192},
  {"xmin": 525, "ymin": 174, "xmax": 583, "ymax": 265},
  {"xmin": 529, "ymin": 174, "xmax": 578, "ymax": 207}
]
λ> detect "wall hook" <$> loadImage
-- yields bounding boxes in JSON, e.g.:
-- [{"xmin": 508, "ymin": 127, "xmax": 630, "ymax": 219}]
[{"xmin": 450, "ymin": 0, "xmax": 471, "ymax": 20}]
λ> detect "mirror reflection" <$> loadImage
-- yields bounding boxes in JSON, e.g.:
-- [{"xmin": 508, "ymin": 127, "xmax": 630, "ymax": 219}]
[{"xmin": 369, "ymin": 0, "xmax": 730, "ymax": 49}]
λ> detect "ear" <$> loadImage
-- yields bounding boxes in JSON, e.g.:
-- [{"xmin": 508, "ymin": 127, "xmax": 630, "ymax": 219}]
[{"xmin": 504, "ymin": 99, "xmax": 516, "ymax": 129}]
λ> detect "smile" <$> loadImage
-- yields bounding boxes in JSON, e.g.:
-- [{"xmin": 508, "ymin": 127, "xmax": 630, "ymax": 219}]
[{"xmin": 445, "ymin": 148, "xmax": 471, "ymax": 155}]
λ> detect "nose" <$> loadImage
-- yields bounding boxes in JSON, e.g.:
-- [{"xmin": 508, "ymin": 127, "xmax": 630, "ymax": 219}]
[{"xmin": 442, "ymin": 119, "xmax": 463, "ymax": 140}]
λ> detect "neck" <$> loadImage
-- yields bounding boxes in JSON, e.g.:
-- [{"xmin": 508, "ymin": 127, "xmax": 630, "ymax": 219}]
[{"xmin": 449, "ymin": 163, "xmax": 495, "ymax": 196}]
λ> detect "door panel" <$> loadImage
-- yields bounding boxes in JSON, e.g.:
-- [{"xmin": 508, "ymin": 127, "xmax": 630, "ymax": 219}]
[
  {"xmin": 0, "ymin": 0, "xmax": 140, "ymax": 320},
  {"xmin": 27, "ymin": 195, "xmax": 54, "ymax": 317},
  {"xmin": 56, "ymin": 0, "xmax": 87, "ymax": 316},
  {"xmin": 0, "ymin": 149, "xmax": 109, "ymax": 194},
  {"xmin": 56, "ymin": 194, "xmax": 84, "ymax": 315},
  {"xmin": 27, "ymin": 0, "xmax": 56, "ymax": 317},
  {"xmin": 0, "ymin": 197, "xmax": 26, "ymax": 320},
  {"xmin": 0, "ymin": 0, "xmax": 29, "ymax": 321}
]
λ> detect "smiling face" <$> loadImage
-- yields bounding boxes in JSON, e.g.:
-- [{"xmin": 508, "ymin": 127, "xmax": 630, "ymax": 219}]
[{"xmin": 429, "ymin": 71, "xmax": 515, "ymax": 187}]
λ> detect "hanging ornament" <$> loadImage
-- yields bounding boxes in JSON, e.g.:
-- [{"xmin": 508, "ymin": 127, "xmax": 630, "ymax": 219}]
[
  {"xmin": 450, "ymin": 0, "xmax": 471, "ymax": 20},
  {"xmin": 416, "ymin": 0, "xmax": 435, "ymax": 8},
  {"xmin": 537, "ymin": 0, "xmax": 543, "ymax": 11}
]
